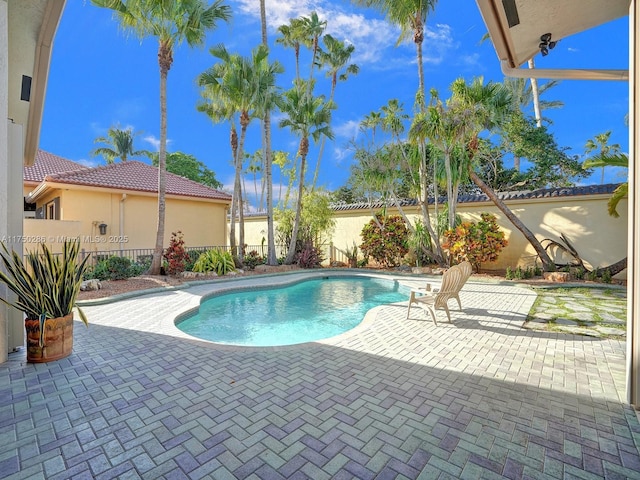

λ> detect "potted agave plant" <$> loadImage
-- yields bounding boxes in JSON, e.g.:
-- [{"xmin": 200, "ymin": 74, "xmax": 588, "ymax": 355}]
[{"xmin": 0, "ymin": 239, "xmax": 90, "ymax": 363}]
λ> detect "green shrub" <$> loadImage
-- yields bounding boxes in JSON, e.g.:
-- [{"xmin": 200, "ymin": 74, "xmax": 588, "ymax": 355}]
[
  {"xmin": 243, "ymin": 250, "xmax": 265, "ymax": 270},
  {"xmin": 185, "ymin": 250, "xmax": 204, "ymax": 272},
  {"xmin": 601, "ymin": 269, "xmax": 612, "ymax": 283},
  {"xmin": 193, "ymin": 249, "xmax": 235, "ymax": 275},
  {"xmin": 360, "ymin": 213, "xmax": 409, "ymax": 268},
  {"xmin": 505, "ymin": 266, "xmax": 514, "ymax": 280},
  {"xmin": 128, "ymin": 262, "xmax": 147, "ymax": 277},
  {"xmin": 105, "ymin": 256, "xmax": 132, "ymax": 280}
]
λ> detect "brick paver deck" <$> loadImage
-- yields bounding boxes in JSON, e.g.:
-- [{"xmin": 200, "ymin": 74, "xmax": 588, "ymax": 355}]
[{"xmin": 1, "ymin": 272, "xmax": 639, "ymax": 479}]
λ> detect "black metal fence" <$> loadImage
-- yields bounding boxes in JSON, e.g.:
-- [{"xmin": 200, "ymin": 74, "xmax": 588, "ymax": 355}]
[{"xmin": 81, "ymin": 244, "xmax": 290, "ymax": 266}]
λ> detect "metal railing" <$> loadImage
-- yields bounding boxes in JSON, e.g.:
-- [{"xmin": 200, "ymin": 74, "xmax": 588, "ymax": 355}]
[{"xmin": 81, "ymin": 245, "xmax": 290, "ymax": 266}]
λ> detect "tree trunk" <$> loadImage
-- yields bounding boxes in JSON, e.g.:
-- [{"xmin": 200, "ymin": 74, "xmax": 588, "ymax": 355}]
[
  {"xmin": 444, "ymin": 149, "xmax": 455, "ymax": 229},
  {"xmin": 528, "ymin": 59, "xmax": 542, "ymax": 128},
  {"xmin": 417, "ymin": 144, "xmax": 445, "ymax": 265},
  {"xmin": 259, "ymin": 0, "xmax": 278, "ymax": 266},
  {"xmin": 285, "ymin": 151, "xmax": 306, "ymax": 265},
  {"xmin": 469, "ymin": 169, "xmax": 556, "ymax": 271},
  {"xmin": 150, "ymin": 47, "xmax": 170, "ymax": 275},
  {"xmin": 234, "ymin": 121, "xmax": 248, "ymax": 262},
  {"xmin": 311, "ymin": 77, "xmax": 337, "ymax": 190},
  {"xmin": 602, "ymin": 257, "xmax": 627, "ymax": 276}
]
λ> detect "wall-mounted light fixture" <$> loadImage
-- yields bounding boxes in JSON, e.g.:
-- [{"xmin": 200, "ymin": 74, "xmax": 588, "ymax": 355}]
[
  {"xmin": 20, "ymin": 75, "xmax": 32, "ymax": 101},
  {"xmin": 539, "ymin": 33, "xmax": 557, "ymax": 57},
  {"xmin": 98, "ymin": 223, "xmax": 108, "ymax": 235}
]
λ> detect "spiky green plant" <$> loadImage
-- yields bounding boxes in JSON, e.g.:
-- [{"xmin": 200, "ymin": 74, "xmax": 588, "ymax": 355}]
[
  {"xmin": 192, "ymin": 249, "xmax": 235, "ymax": 276},
  {"xmin": 0, "ymin": 240, "xmax": 90, "ymax": 327}
]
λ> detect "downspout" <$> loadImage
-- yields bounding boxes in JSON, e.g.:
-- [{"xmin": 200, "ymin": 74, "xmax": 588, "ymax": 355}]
[{"xmin": 119, "ymin": 193, "xmax": 126, "ymax": 254}]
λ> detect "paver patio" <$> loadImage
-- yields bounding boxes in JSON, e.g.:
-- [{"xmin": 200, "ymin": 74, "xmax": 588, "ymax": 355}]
[{"xmin": 1, "ymin": 272, "xmax": 639, "ymax": 479}]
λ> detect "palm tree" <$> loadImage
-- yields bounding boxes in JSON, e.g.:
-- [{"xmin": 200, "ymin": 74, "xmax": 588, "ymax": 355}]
[
  {"xmin": 276, "ymin": 18, "xmax": 306, "ymax": 80},
  {"xmin": 299, "ymin": 12, "xmax": 326, "ymax": 82},
  {"xmin": 91, "ymin": 0, "xmax": 231, "ymax": 275},
  {"xmin": 197, "ymin": 92, "xmax": 239, "ymax": 167},
  {"xmin": 277, "ymin": 81, "xmax": 334, "ymax": 264},
  {"xmin": 583, "ymin": 153, "xmax": 628, "ymax": 217},
  {"xmin": 451, "ymin": 77, "xmax": 557, "ymax": 271},
  {"xmin": 259, "ymin": 0, "xmax": 278, "ymax": 266},
  {"xmin": 199, "ymin": 44, "xmax": 283, "ymax": 261},
  {"xmin": 91, "ymin": 125, "xmax": 151, "ymax": 163},
  {"xmin": 410, "ymin": 89, "xmax": 472, "ymax": 230},
  {"xmin": 311, "ymin": 34, "xmax": 359, "ymax": 188},
  {"xmin": 352, "ymin": 0, "xmax": 437, "ymax": 109},
  {"xmin": 585, "ymin": 131, "xmax": 621, "ymax": 184}
]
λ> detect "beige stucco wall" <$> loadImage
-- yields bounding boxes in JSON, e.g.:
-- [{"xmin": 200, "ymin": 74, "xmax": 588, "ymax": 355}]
[
  {"xmin": 26, "ymin": 186, "xmax": 229, "ymax": 255},
  {"xmin": 241, "ymin": 194, "xmax": 628, "ymax": 273}
]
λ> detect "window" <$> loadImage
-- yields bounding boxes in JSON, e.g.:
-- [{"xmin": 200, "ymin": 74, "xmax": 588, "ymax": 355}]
[{"xmin": 45, "ymin": 197, "xmax": 60, "ymax": 220}]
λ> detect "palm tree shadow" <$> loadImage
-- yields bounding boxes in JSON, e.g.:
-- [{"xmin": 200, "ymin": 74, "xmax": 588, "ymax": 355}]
[{"xmin": 451, "ymin": 306, "xmax": 601, "ymax": 341}]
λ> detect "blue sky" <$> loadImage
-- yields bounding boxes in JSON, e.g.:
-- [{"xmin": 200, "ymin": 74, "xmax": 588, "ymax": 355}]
[{"xmin": 40, "ymin": 1, "xmax": 630, "ymax": 207}]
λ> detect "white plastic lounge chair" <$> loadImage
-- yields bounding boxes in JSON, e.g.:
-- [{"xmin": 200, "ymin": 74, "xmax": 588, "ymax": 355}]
[{"xmin": 406, "ymin": 264, "xmax": 465, "ymax": 325}]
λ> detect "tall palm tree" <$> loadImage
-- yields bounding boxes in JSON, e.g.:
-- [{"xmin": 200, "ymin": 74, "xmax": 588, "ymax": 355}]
[
  {"xmin": 311, "ymin": 34, "xmax": 359, "ymax": 188},
  {"xmin": 92, "ymin": 0, "xmax": 231, "ymax": 274},
  {"xmin": 585, "ymin": 131, "xmax": 621, "ymax": 184},
  {"xmin": 299, "ymin": 12, "xmax": 326, "ymax": 82},
  {"xmin": 277, "ymin": 81, "xmax": 334, "ymax": 264},
  {"xmin": 199, "ymin": 44, "xmax": 283, "ymax": 261},
  {"xmin": 91, "ymin": 125, "xmax": 151, "ymax": 163},
  {"xmin": 276, "ymin": 18, "xmax": 306, "ymax": 80},
  {"xmin": 259, "ymin": 0, "xmax": 278, "ymax": 266},
  {"xmin": 353, "ymin": 0, "xmax": 437, "ymax": 108},
  {"xmin": 197, "ymin": 92, "xmax": 239, "ymax": 167},
  {"xmin": 411, "ymin": 88, "xmax": 473, "ymax": 230}
]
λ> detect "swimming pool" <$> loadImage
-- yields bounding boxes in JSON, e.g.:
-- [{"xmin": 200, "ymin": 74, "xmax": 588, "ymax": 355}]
[{"xmin": 176, "ymin": 276, "xmax": 410, "ymax": 346}]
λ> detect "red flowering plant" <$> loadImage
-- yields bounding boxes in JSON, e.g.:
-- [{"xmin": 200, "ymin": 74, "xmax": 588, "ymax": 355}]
[{"xmin": 163, "ymin": 231, "xmax": 190, "ymax": 275}]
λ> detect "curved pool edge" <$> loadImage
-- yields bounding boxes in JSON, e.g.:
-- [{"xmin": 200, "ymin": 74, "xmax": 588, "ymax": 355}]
[{"xmin": 170, "ymin": 270, "xmax": 428, "ymax": 350}]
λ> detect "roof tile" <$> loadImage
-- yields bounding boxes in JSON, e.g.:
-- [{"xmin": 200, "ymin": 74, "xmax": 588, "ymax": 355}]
[
  {"xmin": 24, "ymin": 150, "xmax": 88, "ymax": 183},
  {"xmin": 45, "ymin": 159, "xmax": 231, "ymax": 201}
]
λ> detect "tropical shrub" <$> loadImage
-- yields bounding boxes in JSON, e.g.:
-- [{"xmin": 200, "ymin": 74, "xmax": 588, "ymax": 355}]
[
  {"xmin": 163, "ymin": 231, "xmax": 189, "ymax": 275},
  {"xmin": 104, "ymin": 256, "xmax": 132, "ymax": 280},
  {"xmin": 442, "ymin": 213, "xmax": 508, "ymax": 272},
  {"xmin": 295, "ymin": 242, "xmax": 323, "ymax": 269},
  {"xmin": 406, "ymin": 219, "xmax": 433, "ymax": 267},
  {"xmin": 193, "ymin": 249, "xmax": 235, "ymax": 275},
  {"xmin": 243, "ymin": 250, "xmax": 265, "ymax": 270},
  {"xmin": 185, "ymin": 250, "xmax": 204, "ymax": 272},
  {"xmin": 359, "ymin": 214, "xmax": 409, "ymax": 268}
]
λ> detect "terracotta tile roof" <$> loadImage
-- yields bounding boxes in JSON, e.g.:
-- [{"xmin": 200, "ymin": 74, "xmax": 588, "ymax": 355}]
[
  {"xmin": 328, "ymin": 183, "xmax": 625, "ymax": 211},
  {"xmin": 44, "ymin": 160, "xmax": 231, "ymax": 201},
  {"xmin": 24, "ymin": 150, "xmax": 88, "ymax": 183}
]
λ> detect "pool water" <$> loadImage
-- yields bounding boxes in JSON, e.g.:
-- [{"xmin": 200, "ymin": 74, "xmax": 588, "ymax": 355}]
[{"xmin": 176, "ymin": 276, "xmax": 409, "ymax": 346}]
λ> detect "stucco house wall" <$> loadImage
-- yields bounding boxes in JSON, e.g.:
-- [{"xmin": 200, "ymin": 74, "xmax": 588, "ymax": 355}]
[
  {"xmin": 25, "ymin": 187, "xmax": 228, "ymax": 255},
  {"xmin": 23, "ymin": 155, "xmax": 231, "ymax": 257}
]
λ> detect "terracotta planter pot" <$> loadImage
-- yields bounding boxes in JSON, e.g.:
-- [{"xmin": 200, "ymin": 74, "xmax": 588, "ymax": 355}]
[{"xmin": 24, "ymin": 313, "xmax": 74, "ymax": 363}]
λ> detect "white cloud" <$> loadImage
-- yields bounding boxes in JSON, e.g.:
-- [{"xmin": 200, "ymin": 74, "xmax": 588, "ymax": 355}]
[
  {"xmin": 333, "ymin": 119, "xmax": 360, "ymax": 140},
  {"xmin": 567, "ymin": 47, "xmax": 579, "ymax": 53},
  {"xmin": 143, "ymin": 135, "xmax": 172, "ymax": 152},
  {"xmin": 76, "ymin": 157, "xmax": 102, "ymax": 168},
  {"xmin": 230, "ymin": 0, "xmax": 402, "ymax": 66}
]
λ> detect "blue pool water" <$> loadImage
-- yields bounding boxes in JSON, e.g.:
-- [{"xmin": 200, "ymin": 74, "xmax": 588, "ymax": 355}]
[{"xmin": 176, "ymin": 276, "xmax": 410, "ymax": 346}]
